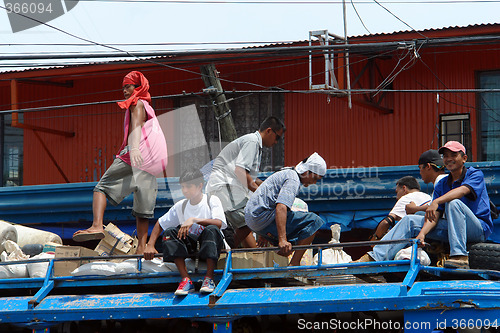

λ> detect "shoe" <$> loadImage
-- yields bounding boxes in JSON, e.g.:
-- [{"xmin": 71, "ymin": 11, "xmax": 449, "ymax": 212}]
[
  {"xmin": 174, "ymin": 277, "xmax": 194, "ymax": 296},
  {"xmin": 199, "ymin": 276, "xmax": 216, "ymax": 293},
  {"xmin": 444, "ymin": 255, "xmax": 469, "ymax": 269},
  {"xmin": 352, "ymin": 254, "xmax": 375, "ymax": 263}
]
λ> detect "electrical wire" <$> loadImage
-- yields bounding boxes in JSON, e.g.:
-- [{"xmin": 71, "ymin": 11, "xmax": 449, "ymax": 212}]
[
  {"xmin": 350, "ymin": 0, "xmax": 372, "ymax": 34},
  {"xmin": 0, "ymin": 4, "xmax": 273, "ymax": 91},
  {"xmin": 372, "ymin": 0, "xmax": 428, "ymax": 40}
]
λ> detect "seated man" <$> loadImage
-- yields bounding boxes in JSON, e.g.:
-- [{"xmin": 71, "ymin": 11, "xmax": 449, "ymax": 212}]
[
  {"xmin": 370, "ymin": 176, "xmax": 431, "ymax": 241},
  {"xmin": 406, "ymin": 149, "xmax": 446, "ymax": 215},
  {"xmin": 244, "ymin": 153, "xmax": 327, "ymax": 266},
  {"xmin": 144, "ymin": 168, "xmax": 226, "ymax": 296},
  {"xmin": 356, "ymin": 141, "xmax": 493, "ymax": 269}
]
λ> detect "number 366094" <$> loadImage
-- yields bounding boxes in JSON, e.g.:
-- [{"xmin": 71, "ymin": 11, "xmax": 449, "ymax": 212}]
[{"xmin": 5, "ymin": 2, "xmax": 53, "ymax": 14}]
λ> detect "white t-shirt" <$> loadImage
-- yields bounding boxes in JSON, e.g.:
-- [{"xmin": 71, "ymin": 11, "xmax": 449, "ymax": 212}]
[
  {"xmin": 206, "ymin": 131, "xmax": 262, "ymax": 210},
  {"xmin": 434, "ymin": 174, "xmax": 447, "ymax": 187},
  {"xmin": 389, "ymin": 191, "xmax": 432, "ymax": 219},
  {"xmin": 158, "ymin": 194, "xmax": 227, "ymax": 238}
]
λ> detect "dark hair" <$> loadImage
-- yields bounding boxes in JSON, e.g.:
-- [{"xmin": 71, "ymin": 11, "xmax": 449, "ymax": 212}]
[
  {"xmin": 396, "ymin": 176, "xmax": 420, "ymax": 191},
  {"xmin": 259, "ymin": 116, "xmax": 286, "ymax": 133},
  {"xmin": 179, "ymin": 168, "xmax": 204, "ymax": 185}
]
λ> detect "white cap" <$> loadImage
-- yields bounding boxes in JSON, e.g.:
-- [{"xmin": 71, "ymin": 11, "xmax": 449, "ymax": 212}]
[{"xmin": 295, "ymin": 152, "xmax": 327, "ymax": 176}]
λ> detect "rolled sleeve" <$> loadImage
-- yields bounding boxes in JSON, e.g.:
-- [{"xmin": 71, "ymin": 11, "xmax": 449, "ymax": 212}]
[{"xmin": 462, "ymin": 169, "xmax": 484, "ymax": 201}]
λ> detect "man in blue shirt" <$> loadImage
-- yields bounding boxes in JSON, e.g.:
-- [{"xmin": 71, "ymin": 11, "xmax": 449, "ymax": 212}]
[
  {"xmin": 245, "ymin": 153, "xmax": 327, "ymax": 266},
  {"xmin": 356, "ymin": 141, "xmax": 492, "ymax": 269}
]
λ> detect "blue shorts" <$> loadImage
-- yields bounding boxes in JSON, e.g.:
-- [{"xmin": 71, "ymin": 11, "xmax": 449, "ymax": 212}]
[{"xmin": 255, "ymin": 211, "xmax": 325, "ymax": 245}]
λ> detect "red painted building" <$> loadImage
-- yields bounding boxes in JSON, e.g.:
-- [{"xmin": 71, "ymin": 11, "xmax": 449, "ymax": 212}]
[{"xmin": 1, "ymin": 24, "xmax": 500, "ymax": 186}]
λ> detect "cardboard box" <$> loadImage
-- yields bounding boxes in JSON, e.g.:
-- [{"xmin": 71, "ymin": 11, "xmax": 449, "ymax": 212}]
[
  {"xmin": 217, "ymin": 251, "xmax": 288, "ymax": 269},
  {"xmin": 94, "ymin": 223, "xmax": 137, "ymax": 258},
  {"xmin": 54, "ymin": 246, "xmax": 98, "ymax": 276},
  {"xmin": 42, "ymin": 241, "xmax": 63, "ymax": 255}
]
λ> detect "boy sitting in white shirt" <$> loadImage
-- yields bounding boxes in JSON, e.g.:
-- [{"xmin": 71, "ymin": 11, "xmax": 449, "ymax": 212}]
[{"xmin": 144, "ymin": 168, "xmax": 227, "ymax": 296}]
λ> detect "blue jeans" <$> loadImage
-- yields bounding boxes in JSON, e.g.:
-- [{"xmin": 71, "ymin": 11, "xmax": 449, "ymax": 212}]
[
  {"xmin": 369, "ymin": 199, "xmax": 485, "ymax": 261},
  {"xmin": 255, "ymin": 211, "xmax": 325, "ymax": 245}
]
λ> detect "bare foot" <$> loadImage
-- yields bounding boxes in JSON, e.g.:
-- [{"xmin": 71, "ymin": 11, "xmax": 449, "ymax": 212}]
[{"xmin": 73, "ymin": 227, "xmax": 105, "ymax": 242}]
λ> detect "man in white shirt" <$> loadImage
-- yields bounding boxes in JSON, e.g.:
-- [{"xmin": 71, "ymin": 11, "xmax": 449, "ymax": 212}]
[
  {"xmin": 206, "ymin": 117, "xmax": 286, "ymax": 248},
  {"xmin": 370, "ymin": 176, "xmax": 431, "ymax": 241}
]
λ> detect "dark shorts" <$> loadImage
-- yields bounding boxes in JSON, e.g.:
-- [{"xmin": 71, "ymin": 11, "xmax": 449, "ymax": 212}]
[
  {"xmin": 162, "ymin": 225, "xmax": 224, "ymax": 262},
  {"xmin": 255, "ymin": 211, "xmax": 325, "ymax": 245}
]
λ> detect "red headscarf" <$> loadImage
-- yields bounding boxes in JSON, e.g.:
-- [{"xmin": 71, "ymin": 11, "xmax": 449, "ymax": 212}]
[{"xmin": 117, "ymin": 71, "xmax": 152, "ymax": 110}]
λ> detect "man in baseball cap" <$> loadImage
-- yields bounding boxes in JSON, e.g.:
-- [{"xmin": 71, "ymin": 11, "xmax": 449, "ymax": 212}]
[
  {"xmin": 405, "ymin": 150, "xmax": 447, "ymax": 215},
  {"xmin": 438, "ymin": 141, "xmax": 466, "ymax": 155},
  {"xmin": 359, "ymin": 141, "xmax": 493, "ymax": 269}
]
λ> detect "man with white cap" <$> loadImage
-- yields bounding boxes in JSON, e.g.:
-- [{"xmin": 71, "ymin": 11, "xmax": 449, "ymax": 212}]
[
  {"xmin": 355, "ymin": 141, "xmax": 493, "ymax": 269},
  {"xmin": 244, "ymin": 152, "xmax": 327, "ymax": 266}
]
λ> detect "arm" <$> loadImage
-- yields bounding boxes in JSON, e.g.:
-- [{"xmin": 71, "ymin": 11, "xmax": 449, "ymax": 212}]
[
  {"xmin": 275, "ymin": 203, "xmax": 292, "ymax": 256},
  {"xmin": 425, "ymin": 185, "xmax": 470, "ymax": 222},
  {"xmin": 144, "ymin": 220, "xmax": 162, "ymax": 260},
  {"xmin": 416, "ymin": 214, "xmax": 441, "ymax": 246},
  {"xmin": 128, "ymin": 100, "xmax": 146, "ymax": 167},
  {"xmin": 370, "ymin": 213, "xmax": 398, "ymax": 241},
  {"xmin": 405, "ymin": 202, "xmax": 429, "ymax": 215},
  {"xmin": 177, "ymin": 217, "xmax": 223, "ymax": 240},
  {"xmin": 235, "ymin": 166, "xmax": 259, "ymax": 192}
]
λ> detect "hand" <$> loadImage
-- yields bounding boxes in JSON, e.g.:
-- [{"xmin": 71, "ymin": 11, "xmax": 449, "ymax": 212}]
[
  {"xmin": 143, "ymin": 244, "xmax": 158, "ymax": 260},
  {"xmin": 129, "ymin": 148, "xmax": 143, "ymax": 167},
  {"xmin": 425, "ymin": 201, "xmax": 439, "ymax": 222},
  {"xmin": 277, "ymin": 239, "xmax": 292, "ymax": 257},
  {"xmin": 416, "ymin": 233, "xmax": 426, "ymax": 248},
  {"xmin": 405, "ymin": 201, "xmax": 417, "ymax": 214},
  {"xmin": 256, "ymin": 235, "xmax": 270, "ymax": 247},
  {"xmin": 177, "ymin": 218, "xmax": 195, "ymax": 239}
]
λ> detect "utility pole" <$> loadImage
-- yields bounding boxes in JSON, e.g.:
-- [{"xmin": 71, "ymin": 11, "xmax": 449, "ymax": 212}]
[{"xmin": 200, "ymin": 64, "xmax": 238, "ymax": 144}]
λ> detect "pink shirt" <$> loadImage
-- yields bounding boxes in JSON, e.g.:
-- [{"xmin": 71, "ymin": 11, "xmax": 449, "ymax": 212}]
[{"xmin": 117, "ymin": 100, "xmax": 168, "ymax": 177}]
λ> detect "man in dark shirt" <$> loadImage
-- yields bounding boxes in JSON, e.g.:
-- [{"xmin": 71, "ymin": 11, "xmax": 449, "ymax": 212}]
[{"xmin": 356, "ymin": 141, "xmax": 492, "ymax": 269}]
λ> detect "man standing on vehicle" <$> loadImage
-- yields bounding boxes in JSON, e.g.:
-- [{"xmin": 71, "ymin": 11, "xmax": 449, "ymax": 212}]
[
  {"xmin": 206, "ymin": 117, "xmax": 286, "ymax": 248},
  {"xmin": 356, "ymin": 141, "xmax": 492, "ymax": 269}
]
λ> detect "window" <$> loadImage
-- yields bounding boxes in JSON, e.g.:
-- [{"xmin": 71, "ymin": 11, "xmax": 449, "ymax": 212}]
[
  {"xmin": 439, "ymin": 113, "xmax": 472, "ymax": 158},
  {"xmin": 478, "ymin": 71, "xmax": 500, "ymax": 161},
  {"xmin": 2, "ymin": 113, "xmax": 23, "ymax": 186}
]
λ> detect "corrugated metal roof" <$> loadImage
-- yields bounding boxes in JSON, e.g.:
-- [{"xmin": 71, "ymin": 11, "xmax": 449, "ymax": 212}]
[
  {"xmin": 2, "ymin": 23, "xmax": 499, "ymax": 76},
  {"xmin": 350, "ymin": 22, "xmax": 500, "ymax": 39}
]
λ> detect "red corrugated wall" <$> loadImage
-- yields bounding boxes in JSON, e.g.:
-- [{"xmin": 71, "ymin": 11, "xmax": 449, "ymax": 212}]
[
  {"xmin": 3, "ymin": 25, "xmax": 500, "ymax": 185},
  {"xmin": 284, "ymin": 42, "xmax": 500, "ymax": 169}
]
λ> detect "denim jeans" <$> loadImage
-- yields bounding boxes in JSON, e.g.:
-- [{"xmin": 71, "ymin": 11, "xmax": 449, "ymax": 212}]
[
  {"xmin": 369, "ymin": 199, "xmax": 485, "ymax": 261},
  {"xmin": 254, "ymin": 211, "xmax": 325, "ymax": 246}
]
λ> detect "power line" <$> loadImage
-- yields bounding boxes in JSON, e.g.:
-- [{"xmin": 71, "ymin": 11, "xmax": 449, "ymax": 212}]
[
  {"xmin": 350, "ymin": 0, "xmax": 372, "ymax": 34},
  {"xmin": 0, "ymin": 4, "xmax": 271, "ymax": 90},
  {"xmin": 372, "ymin": 0, "xmax": 428, "ymax": 40},
  {"xmin": 4, "ymin": 88, "xmax": 500, "ymax": 115},
  {"xmin": 65, "ymin": 0, "xmax": 500, "ymax": 3}
]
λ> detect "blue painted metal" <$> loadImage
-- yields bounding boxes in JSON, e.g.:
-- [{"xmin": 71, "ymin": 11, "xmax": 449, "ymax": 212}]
[
  {"xmin": 1, "ymin": 162, "xmax": 499, "ymax": 240},
  {"xmin": 0, "ymin": 240, "xmax": 499, "ymax": 332},
  {"xmin": 0, "ymin": 163, "xmax": 500, "ymax": 331}
]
